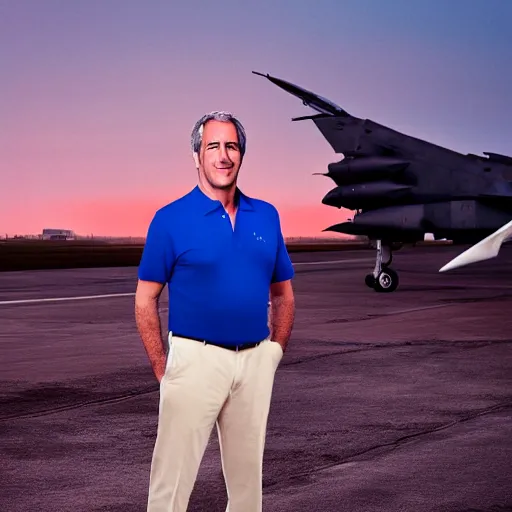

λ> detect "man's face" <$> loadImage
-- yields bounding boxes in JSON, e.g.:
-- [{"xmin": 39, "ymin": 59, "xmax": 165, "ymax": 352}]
[{"xmin": 194, "ymin": 120, "xmax": 242, "ymax": 190}]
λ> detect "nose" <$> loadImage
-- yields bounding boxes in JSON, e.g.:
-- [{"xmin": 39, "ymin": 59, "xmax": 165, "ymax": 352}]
[{"xmin": 219, "ymin": 143, "xmax": 231, "ymax": 162}]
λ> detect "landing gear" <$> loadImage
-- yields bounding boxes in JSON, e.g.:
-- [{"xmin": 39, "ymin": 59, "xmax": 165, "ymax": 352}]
[{"xmin": 365, "ymin": 240, "xmax": 399, "ymax": 292}]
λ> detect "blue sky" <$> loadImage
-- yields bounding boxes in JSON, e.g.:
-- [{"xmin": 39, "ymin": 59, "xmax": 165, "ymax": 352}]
[{"xmin": 1, "ymin": 0, "xmax": 511, "ymax": 236}]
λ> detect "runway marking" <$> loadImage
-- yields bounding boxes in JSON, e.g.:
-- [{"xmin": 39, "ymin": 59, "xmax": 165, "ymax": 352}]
[
  {"xmin": 294, "ymin": 258, "xmax": 373, "ymax": 266},
  {"xmin": 0, "ymin": 259, "xmax": 366, "ymax": 305},
  {"xmin": 0, "ymin": 292, "xmax": 135, "ymax": 305}
]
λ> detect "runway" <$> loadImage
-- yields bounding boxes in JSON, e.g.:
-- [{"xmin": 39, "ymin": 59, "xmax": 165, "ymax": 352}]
[{"xmin": 1, "ymin": 244, "xmax": 512, "ymax": 511}]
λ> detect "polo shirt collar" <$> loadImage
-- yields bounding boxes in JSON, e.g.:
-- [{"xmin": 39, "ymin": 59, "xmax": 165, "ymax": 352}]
[{"xmin": 193, "ymin": 185, "xmax": 254, "ymax": 215}]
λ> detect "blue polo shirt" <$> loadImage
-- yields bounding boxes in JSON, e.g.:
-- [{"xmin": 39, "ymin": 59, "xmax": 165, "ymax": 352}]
[{"xmin": 138, "ymin": 185, "xmax": 294, "ymax": 345}]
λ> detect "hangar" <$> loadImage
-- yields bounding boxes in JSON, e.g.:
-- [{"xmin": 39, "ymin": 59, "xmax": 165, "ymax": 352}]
[{"xmin": 41, "ymin": 228, "xmax": 76, "ymax": 240}]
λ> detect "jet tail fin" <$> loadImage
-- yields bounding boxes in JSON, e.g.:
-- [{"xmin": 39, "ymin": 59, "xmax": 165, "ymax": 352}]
[{"xmin": 439, "ymin": 219, "xmax": 512, "ymax": 272}]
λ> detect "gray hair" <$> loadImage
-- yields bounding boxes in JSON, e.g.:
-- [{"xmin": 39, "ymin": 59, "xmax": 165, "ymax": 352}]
[{"xmin": 190, "ymin": 111, "xmax": 247, "ymax": 158}]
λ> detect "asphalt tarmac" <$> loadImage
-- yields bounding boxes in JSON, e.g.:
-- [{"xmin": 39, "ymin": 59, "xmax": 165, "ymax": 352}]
[{"xmin": 1, "ymin": 244, "xmax": 511, "ymax": 512}]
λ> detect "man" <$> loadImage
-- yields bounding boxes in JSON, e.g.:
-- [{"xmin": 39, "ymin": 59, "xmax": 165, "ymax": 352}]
[{"xmin": 135, "ymin": 110, "xmax": 295, "ymax": 512}]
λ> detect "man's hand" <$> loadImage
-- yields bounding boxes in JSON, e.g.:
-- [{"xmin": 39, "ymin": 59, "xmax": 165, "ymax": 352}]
[
  {"xmin": 135, "ymin": 279, "xmax": 167, "ymax": 382},
  {"xmin": 269, "ymin": 279, "xmax": 295, "ymax": 353}
]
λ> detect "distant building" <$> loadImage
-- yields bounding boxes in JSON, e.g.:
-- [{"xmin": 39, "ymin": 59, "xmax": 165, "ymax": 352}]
[{"xmin": 42, "ymin": 228, "xmax": 76, "ymax": 240}]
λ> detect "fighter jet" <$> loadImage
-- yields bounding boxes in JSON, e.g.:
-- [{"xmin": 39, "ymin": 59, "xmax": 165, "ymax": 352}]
[{"xmin": 253, "ymin": 71, "xmax": 512, "ymax": 292}]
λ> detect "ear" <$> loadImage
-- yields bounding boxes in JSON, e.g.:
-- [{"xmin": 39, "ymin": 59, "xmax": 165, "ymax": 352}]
[{"xmin": 192, "ymin": 152, "xmax": 199, "ymax": 169}]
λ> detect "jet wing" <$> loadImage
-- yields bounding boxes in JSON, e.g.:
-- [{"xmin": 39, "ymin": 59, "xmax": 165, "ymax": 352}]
[
  {"xmin": 252, "ymin": 70, "xmax": 447, "ymax": 158},
  {"xmin": 439, "ymin": 219, "xmax": 512, "ymax": 272}
]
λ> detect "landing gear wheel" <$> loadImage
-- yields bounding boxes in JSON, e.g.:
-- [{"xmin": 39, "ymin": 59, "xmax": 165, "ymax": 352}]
[
  {"xmin": 366, "ymin": 239, "xmax": 400, "ymax": 293},
  {"xmin": 374, "ymin": 268, "xmax": 399, "ymax": 293},
  {"xmin": 365, "ymin": 274, "xmax": 375, "ymax": 288}
]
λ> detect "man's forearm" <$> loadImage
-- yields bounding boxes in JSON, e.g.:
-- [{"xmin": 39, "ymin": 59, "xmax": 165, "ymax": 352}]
[
  {"xmin": 270, "ymin": 295, "xmax": 295, "ymax": 351},
  {"xmin": 135, "ymin": 297, "xmax": 166, "ymax": 381}
]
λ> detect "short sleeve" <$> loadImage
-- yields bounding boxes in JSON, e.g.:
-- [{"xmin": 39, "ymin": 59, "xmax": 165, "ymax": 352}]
[
  {"xmin": 271, "ymin": 208, "xmax": 295, "ymax": 284},
  {"xmin": 138, "ymin": 211, "xmax": 175, "ymax": 284}
]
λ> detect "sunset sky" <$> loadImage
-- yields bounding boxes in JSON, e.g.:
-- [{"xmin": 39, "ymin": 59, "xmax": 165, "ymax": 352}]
[{"xmin": 2, "ymin": 0, "xmax": 511, "ymax": 238}]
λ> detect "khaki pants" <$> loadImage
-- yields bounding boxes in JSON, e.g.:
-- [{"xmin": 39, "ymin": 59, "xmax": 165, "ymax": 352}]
[{"xmin": 147, "ymin": 333, "xmax": 284, "ymax": 512}]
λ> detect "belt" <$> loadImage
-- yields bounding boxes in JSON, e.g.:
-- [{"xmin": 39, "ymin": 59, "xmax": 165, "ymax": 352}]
[{"xmin": 172, "ymin": 332, "xmax": 261, "ymax": 352}]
